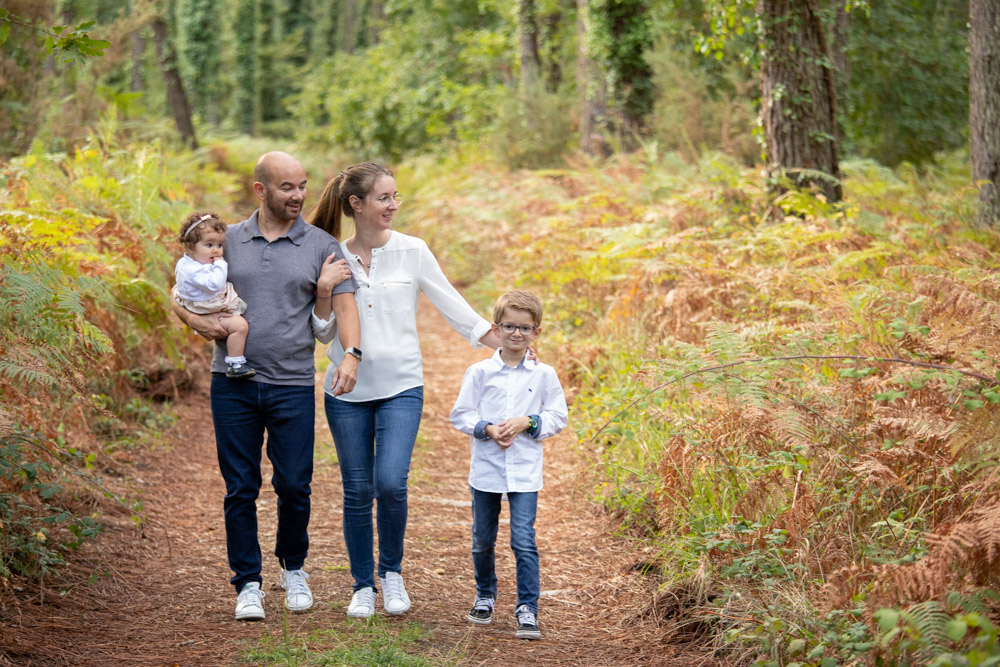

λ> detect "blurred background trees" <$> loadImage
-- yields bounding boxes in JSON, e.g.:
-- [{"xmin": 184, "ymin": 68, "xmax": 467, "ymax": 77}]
[{"xmin": 0, "ymin": 0, "xmax": 994, "ymax": 219}]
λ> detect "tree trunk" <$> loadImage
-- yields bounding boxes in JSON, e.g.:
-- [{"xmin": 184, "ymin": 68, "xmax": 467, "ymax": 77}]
[
  {"xmin": 598, "ymin": 0, "xmax": 653, "ymax": 145},
  {"xmin": 829, "ymin": 0, "xmax": 849, "ymax": 142},
  {"xmin": 758, "ymin": 0, "xmax": 841, "ymax": 203},
  {"xmin": 519, "ymin": 0, "xmax": 542, "ymax": 88},
  {"xmin": 151, "ymin": 16, "xmax": 198, "ymax": 149},
  {"xmin": 970, "ymin": 0, "xmax": 1000, "ymax": 226},
  {"xmin": 130, "ymin": 31, "xmax": 144, "ymax": 92},
  {"xmin": 577, "ymin": 0, "xmax": 606, "ymax": 156},
  {"xmin": 234, "ymin": 0, "xmax": 257, "ymax": 135},
  {"xmin": 338, "ymin": 0, "xmax": 358, "ymax": 54}
]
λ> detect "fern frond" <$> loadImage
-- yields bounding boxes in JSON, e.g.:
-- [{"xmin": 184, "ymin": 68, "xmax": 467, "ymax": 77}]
[{"xmin": 0, "ymin": 361, "xmax": 58, "ymax": 387}]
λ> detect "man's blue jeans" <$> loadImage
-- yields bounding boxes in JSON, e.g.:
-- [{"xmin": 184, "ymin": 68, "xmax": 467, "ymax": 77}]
[
  {"xmin": 324, "ymin": 386, "xmax": 423, "ymax": 591},
  {"xmin": 211, "ymin": 375, "xmax": 315, "ymax": 592},
  {"xmin": 470, "ymin": 487, "xmax": 539, "ymax": 614}
]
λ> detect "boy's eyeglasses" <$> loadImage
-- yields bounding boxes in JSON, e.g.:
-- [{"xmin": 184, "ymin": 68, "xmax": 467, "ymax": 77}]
[
  {"xmin": 366, "ymin": 193, "xmax": 402, "ymax": 206},
  {"xmin": 495, "ymin": 322, "xmax": 537, "ymax": 335}
]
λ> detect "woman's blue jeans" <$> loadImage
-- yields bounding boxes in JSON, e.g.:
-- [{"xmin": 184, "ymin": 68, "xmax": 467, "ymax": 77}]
[
  {"xmin": 210, "ymin": 376, "xmax": 315, "ymax": 592},
  {"xmin": 324, "ymin": 386, "xmax": 424, "ymax": 591},
  {"xmin": 470, "ymin": 487, "xmax": 539, "ymax": 614}
]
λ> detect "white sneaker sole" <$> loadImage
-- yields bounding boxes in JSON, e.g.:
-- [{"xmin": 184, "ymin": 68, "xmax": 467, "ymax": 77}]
[
  {"xmin": 467, "ymin": 613, "xmax": 492, "ymax": 625},
  {"xmin": 384, "ymin": 604, "xmax": 410, "ymax": 615},
  {"xmin": 235, "ymin": 608, "xmax": 265, "ymax": 621},
  {"xmin": 284, "ymin": 599, "xmax": 313, "ymax": 612}
]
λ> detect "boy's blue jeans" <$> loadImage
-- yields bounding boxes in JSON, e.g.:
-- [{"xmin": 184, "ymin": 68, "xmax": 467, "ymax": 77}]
[
  {"xmin": 210, "ymin": 376, "xmax": 315, "ymax": 592},
  {"xmin": 324, "ymin": 386, "xmax": 424, "ymax": 592},
  {"xmin": 470, "ymin": 486, "xmax": 539, "ymax": 614}
]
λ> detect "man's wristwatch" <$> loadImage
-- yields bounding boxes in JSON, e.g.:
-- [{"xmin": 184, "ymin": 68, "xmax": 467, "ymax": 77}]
[{"xmin": 344, "ymin": 347, "xmax": 363, "ymax": 361}]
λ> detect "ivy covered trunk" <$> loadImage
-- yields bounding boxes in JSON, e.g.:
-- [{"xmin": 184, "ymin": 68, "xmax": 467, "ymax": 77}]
[
  {"xmin": 518, "ymin": 0, "xmax": 541, "ymax": 87},
  {"xmin": 970, "ymin": 0, "xmax": 1000, "ymax": 227},
  {"xmin": 758, "ymin": 0, "xmax": 841, "ymax": 203},
  {"xmin": 151, "ymin": 15, "xmax": 198, "ymax": 149}
]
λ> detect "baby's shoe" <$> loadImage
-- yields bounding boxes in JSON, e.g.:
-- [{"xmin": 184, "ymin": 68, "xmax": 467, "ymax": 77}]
[{"xmin": 227, "ymin": 362, "xmax": 256, "ymax": 379}]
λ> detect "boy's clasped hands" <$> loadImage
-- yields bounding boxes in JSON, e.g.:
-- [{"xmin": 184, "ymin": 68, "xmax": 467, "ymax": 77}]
[{"xmin": 484, "ymin": 417, "xmax": 531, "ymax": 449}]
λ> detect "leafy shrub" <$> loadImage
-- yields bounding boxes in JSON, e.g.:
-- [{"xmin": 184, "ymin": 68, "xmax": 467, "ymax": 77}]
[
  {"xmin": 399, "ymin": 147, "xmax": 1000, "ymax": 665},
  {"xmin": 489, "ymin": 82, "xmax": 575, "ymax": 169},
  {"xmin": 0, "ymin": 119, "xmax": 239, "ymax": 581}
]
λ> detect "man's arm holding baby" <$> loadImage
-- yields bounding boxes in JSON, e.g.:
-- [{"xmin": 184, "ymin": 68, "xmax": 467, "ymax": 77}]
[{"xmin": 170, "ymin": 295, "xmax": 230, "ymax": 340}]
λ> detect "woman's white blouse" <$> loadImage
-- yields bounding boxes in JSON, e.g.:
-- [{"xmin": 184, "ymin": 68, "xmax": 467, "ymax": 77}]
[{"xmin": 317, "ymin": 231, "xmax": 491, "ymax": 402}]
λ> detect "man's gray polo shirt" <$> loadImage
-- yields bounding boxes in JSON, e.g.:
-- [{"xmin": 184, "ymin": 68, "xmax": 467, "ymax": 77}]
[{"xmin": 211, "ymin": 211, "xmax": 357, "ymax": 385}]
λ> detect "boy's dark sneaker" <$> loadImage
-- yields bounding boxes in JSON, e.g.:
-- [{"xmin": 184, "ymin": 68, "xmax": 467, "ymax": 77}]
[
  {"xmin": 515, "ymin": 604, "xmax": 541, "ymax": 640},
  {"xmin": 227, "ymin": 363, "xmax": 256, "ymax": 379},
  {"xmin": 467, "ymin": 596, "xmax": 494, "ymax": 625}
]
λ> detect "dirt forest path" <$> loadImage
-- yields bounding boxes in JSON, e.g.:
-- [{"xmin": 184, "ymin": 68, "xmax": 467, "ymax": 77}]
[{"xmin": 1, "ymin": 297, "xmax": 714, "ymax": 666}]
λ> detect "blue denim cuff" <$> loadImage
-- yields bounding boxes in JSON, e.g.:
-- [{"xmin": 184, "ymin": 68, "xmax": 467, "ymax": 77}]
[
  {"xmin": 474, "ymin": 420, "xmax": 493, "ymax": 440},
  {"xmin": 528, "ymin": 414, "xmax": 541, "ymax": 438}
]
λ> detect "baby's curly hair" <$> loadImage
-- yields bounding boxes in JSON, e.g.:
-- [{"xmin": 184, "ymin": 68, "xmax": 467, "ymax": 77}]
[{"xmin": 179, "ymin": 211, "xmax": 227, "ymax": 245}]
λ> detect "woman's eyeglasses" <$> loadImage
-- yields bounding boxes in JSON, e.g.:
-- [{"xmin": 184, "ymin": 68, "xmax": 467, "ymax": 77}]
[
  {"xmin": 367, "ymin": 193, "xmax": 402, "ymax": 206},
  {"xmin": 495, "ymin": 322, "xmax": 537, "ymax": 335}
]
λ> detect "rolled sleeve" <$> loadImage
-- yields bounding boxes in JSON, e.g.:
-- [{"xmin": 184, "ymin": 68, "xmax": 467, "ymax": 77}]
[
  {"xmin": 473, "ymin": 420, "xmax": 493, "ymax": 441},
  {"xmin": 311, "ymin": 309, "xmax": 336, "ymax": 343}
]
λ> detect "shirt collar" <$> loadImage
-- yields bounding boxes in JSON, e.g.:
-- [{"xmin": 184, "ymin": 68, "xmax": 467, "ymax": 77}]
[
  {"xmin": 490, "ymin": 347, "xmax": 537, "ymax": 370},
  {"xmin": 239, "ymin": 210, "xmax": 307, "ymax": 245}
]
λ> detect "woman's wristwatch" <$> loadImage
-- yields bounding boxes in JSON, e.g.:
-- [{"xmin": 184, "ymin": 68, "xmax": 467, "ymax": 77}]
[{"xmin": 345, "ymin": 347, "xmax": 363, "ymax": 361}]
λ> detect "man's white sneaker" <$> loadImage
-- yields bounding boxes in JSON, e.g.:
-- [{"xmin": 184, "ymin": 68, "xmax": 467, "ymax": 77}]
[
  {"xmin": 347, "ymin": 587, "xmax": 376, "ymax": 618},
  {"xmin": 279, "ymin": 569, "xmax": 313, "ymax": 612},
  {"xmin": 235, "ymin": 582, "xmax": 265, "ymax": 621},
  {"xmin": 380, "ymin": 572, "xmax": 411, "ymax": 615}
]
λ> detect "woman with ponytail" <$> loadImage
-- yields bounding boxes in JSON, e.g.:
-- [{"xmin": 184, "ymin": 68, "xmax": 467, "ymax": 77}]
[{"xmin": 309, "ymin": 162, "xmax": 501, "ymax": 618}]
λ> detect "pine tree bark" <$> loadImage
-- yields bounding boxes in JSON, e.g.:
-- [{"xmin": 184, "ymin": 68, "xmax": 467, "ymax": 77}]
[
  {"xmin": 234, "ymin": 0, "xmax": 257, "ymax": 135},
  {"xmin": 970, "ymin": 0, "xmax": 1000, "ymax": 226},
  {"xmin": 758, "ymin": 0, "xmax": 842, "ymax": 203},
  {"xmin": 577, "ymin": 0, "xmax": 605, "ymax": 155},
  {"xmin": 519, "ymin": 0, "xmax": 542, "ymax": 88},
  {"xmin": 151, "ymin": 16, "xmax": 198, "ymax": 149}
]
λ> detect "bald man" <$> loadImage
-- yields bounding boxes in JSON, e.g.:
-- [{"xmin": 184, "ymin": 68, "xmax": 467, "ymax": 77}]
[{"xmin": 173, "ymin": 152, "xmax": 362, "ymax": 620}]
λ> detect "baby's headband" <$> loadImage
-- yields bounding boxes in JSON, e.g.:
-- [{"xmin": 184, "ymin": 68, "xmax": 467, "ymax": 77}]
[{"xmin": 183, "ymin": 213, "xmax": 214, "ymax": 240}]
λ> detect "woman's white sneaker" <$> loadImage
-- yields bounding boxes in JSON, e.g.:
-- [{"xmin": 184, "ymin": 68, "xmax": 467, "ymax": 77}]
[
  {"xmin": 279, "ymin": 568, "xmax": 313, "ymax": 612},
  {"xmin": 347, "ymin": 587, "xmax": 376, "ymax": 618},
  {"xmin": 380, "ymin": 572, "xmax": 411, "ymax": 615},
  {"xmin": 235, "ymin": 582, "xmax": 266, "ymax": 621}
]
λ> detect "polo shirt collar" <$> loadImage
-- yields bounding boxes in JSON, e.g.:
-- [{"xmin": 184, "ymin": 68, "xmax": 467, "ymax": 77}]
[{"xmin": 239, "ymin": 210, "xmax": 308, "ymax": 245}]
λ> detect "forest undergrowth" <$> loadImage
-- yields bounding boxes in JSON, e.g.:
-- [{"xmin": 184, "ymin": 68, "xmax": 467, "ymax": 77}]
[
  {"xmin": 2, "ymin": 122, "xmax": 1000, "ymax": 666},
  {"xmin": 401, "ymin": 150, "xmax": 1000, "ymax": 666}
]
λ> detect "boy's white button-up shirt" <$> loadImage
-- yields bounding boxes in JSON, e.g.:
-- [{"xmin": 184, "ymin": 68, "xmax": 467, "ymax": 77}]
[{"xmin": 450, "ymin": 349, "xmax": 568, "ymax": 493}]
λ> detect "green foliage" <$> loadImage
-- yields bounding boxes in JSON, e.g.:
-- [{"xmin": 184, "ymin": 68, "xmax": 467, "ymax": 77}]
[
  {"xmin": 0, "ymin": 9, "xmax": 110, "ymax": 64},
  {"xmin": 490, "ymin": 82, "xmax": 575, "ymax": 169},
  {"xmin": 843, "ymin": 0, "xmax": 969, "ymax": 166},
  {"xmin": 0, "ymin": 431, "xmax": 105, "ymax": 579},
  {"xmin": 875, "ymin": 597, "xmax": 1000, "ymax": 667},
  {"xmin": 404, "ymin": 146, "xmax": 998, "ymax": 665},
  {"xmin": 590, "ymin": 0, "xmax": 655, "ymax": 136},
  {"xmin": 0, "ymin": 122, "xmax": 239, "ymax": 582},
  {"xmin": 178, "ymin": 0, "xmax": 222, "ymax": 124},
  {"xmin": 243, "ymin": 616, "xmax": 451, "ymax": 666},
  {"xmin": 646, "ymin": 36, "xmax": 757, "ymax": 164},
  {"xmin": 232, "ymin": 0, "xmax": 258, "ymax": 134},
  {"xmin": 291, "ymin": 1, "xmax": 514, "ymax": 160}
]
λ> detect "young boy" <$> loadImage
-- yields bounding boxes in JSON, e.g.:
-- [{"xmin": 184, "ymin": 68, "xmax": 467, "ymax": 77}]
[{"xmin": 449, "ymin": 290, "xmax": 568, "ymax": 640}]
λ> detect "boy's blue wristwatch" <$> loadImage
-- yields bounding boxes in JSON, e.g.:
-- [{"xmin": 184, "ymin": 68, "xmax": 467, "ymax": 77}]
[{"xmin": 527, "ymin": 414, "xmax": 541, "ymax": 438}]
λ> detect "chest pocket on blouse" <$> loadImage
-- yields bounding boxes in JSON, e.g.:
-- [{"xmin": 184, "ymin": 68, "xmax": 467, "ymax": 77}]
[{"xmin": 380, "ymin": 278, "xmax": 414, "ymax": 313}]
